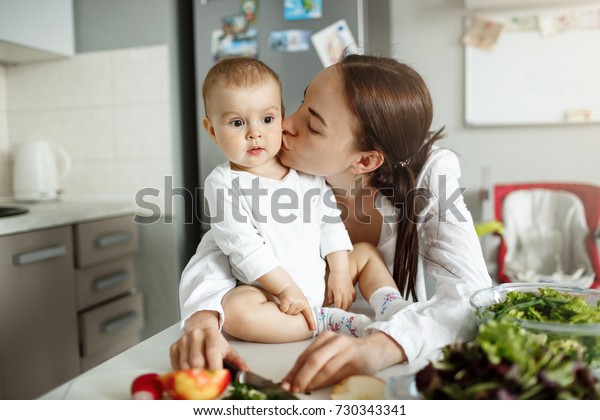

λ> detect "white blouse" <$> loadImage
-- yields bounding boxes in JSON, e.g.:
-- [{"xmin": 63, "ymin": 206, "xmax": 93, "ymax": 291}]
[
  {"xmin": 364, "ymin": 147, "xmax": 492, "ymax": 361},
  {"xmin": 178, "ymin": 148, "xmax": 492, "ymax": 361}
]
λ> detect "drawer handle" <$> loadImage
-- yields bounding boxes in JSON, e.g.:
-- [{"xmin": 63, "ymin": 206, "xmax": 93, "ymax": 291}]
[
  {"xmin": 13, "ymin": 245, "xmax": 67, "ymax": 266},
  {"xmin": 101, "ymin": 311, "xmax": 139, "ymax": 334},
  {"xmin": 93, "ymin": 271, "xmax": 130, "ymax": 291},
  {"xmin": 96, "ymin": 231, "xmax": 133, "ymax": 248}
]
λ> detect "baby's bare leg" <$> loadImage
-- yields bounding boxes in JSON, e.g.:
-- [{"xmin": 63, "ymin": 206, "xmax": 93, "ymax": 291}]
[
  {"xmin": 348, "ymin": 242, "xmax": 399, "ymax": 302},
  {"xmin": 222, "ymin": 285, "xmax": 314, "ymax": 343},
  {"xmin": 348, "ymin": 242, "xmax": 408, "ymax": 322}
]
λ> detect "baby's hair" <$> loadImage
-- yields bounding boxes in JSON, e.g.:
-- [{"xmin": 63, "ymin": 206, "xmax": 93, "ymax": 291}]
[{"xmin": 202, "ymin": 57, "xmax": 282, "ymax": 116}]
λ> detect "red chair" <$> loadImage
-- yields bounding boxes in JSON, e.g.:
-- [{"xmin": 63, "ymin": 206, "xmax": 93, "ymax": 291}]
[{"xmin": 494, "ymin": 183, "xmax": 600, "ymax": 289}]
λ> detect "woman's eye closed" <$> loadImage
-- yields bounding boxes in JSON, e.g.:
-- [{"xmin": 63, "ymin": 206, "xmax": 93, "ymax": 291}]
[
  {"xmin": 229, "ymin": 119, "xmax": 245, "ymax": 128},
  {"xmin": 308, "ymin": 124, "xmax": 319, "ymax": 134}
]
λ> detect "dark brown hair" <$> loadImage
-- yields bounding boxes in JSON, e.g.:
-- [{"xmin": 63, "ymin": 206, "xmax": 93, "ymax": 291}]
[
  {"xmin": 339, "ymin": 54, "xmax": 444, "ymax": 301},
  {"xmin": 202, "ymin": 57, "xmax": 282, "ymax": 116}
]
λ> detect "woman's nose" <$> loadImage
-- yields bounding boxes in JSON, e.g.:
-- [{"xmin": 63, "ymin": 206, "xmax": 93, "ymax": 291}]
[{"xmin": 282, "ymin": 114, "xmax": 297, "ymax": 137}]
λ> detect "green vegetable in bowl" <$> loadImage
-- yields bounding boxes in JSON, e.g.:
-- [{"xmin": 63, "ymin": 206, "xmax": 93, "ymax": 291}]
[
  {"xmin": 416, "ymin": 320, "xmax": 599, "ymax": 399},
  {"xmin": 488, "ymin": 287, "xmax": 600, "ymax": 323},
  {"xmin": 486, "ymin": 286, "xmax": 600, "ymax": 365}
]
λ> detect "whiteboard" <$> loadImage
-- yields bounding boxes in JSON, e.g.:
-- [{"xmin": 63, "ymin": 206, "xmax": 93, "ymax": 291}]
[{"xmin": 465, "ymin": 5, "xmax": 600, "ymax": 126}]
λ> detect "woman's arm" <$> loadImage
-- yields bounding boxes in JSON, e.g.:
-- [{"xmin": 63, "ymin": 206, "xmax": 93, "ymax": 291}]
[
  {"xmin": 367, "ymin": 149, "xmax": 492, "ymax": 361},
  {"xmin": 174, "ymin": 230, "xmax": 246, "ymax": 370}
]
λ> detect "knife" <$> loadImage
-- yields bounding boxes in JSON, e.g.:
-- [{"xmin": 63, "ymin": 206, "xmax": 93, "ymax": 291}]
[{"xmin": 223, "ymin": 360, "xmax": 299, "ymax": 399}]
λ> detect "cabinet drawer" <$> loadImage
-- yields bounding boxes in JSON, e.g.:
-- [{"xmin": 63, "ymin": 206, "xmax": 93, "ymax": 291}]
[
  {"xmin": 79, "ymin": 292, "xmax": 144, "ymax": 357},
  {"xmin": 74, "ymin": 215, "xmax": 138, "ymax": 267},
  {"xmin": 75, "ymin": 257, "xmax": 136, "ymax": 310}
]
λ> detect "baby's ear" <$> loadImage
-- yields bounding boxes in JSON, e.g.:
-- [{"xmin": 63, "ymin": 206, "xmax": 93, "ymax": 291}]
[
  {"xmin": 351, "ymin": 151, "xmax": 384, "ymax": 175},
  {"xmin": 202, "ymin": 117, "xmax": 217, "ymax": 143}
]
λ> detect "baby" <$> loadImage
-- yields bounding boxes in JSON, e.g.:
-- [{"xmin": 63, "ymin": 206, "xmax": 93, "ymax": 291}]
[{"xmin": 201, "ymin": 57, "xmax": 371, "ymax": 342}]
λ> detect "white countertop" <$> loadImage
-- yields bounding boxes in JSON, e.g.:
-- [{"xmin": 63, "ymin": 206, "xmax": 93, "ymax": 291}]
[
  {"xmin": 0, "ymin": 198, "xmax": 139, "ymax": 236},
  {"xmin": 40, "ymin": 323, "xmax": 429, "ymax": 400}
]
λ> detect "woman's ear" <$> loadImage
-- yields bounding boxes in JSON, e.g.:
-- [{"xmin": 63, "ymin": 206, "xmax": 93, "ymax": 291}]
[
  {"xmin": 202, "ymin": 117, "xmax": 218, "ymax": 144},
  {"xmin": 351, "ymin": 151, "xmax": 384, "ymax": 174}
]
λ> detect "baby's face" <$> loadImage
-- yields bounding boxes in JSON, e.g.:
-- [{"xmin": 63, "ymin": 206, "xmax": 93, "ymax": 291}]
[{"xmin": 204, "ymin": 79, "xmax": 283, "ymax": 174}]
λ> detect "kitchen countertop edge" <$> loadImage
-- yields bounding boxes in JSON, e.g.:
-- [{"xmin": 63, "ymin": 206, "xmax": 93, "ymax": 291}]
[{"xmin": 0, "ymin": 199, "xmax": 141, "ymax": 236}]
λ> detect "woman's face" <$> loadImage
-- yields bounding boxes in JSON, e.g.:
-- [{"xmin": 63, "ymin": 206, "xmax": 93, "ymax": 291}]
[{"xmin": 280, "ymin": 65, "xmax": 359, "ymax": 179}]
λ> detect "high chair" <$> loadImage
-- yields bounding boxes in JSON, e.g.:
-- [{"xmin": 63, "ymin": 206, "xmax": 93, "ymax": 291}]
[{"xmin": 492, "ymin": 183, "xmax": 600, "ymax": 289}]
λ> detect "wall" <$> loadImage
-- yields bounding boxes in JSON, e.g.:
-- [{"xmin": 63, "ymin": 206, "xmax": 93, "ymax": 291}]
[
  {"xmin": 73, "ymin": 0, "xmax": 169, "ymax": 53},
  {"xmin": 0, "ymin": 66, "xmax": 8, "ymax": 196},
  {"xmin": 0, "ymin": 44, "xmax": 180, "ymax": 338},
  {"xmin": 4, "ymin": 45, "xmax": 172, "ymax": 202},
  {"xmin": 388, "ymin": 0, "xmax": 600, "ymax": 220},
  {"xmin": 71, "ymin": 0, "xmax": 191, "ymax": 338}
]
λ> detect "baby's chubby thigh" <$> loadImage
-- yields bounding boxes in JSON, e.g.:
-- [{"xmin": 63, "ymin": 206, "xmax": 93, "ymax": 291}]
[{"xmin": 221, "ymin": 284, "xmax": 275, "ymax": 333}]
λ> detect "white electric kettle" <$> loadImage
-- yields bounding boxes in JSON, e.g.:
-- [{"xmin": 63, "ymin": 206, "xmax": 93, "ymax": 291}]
[{"xmin": 13, "ymin": 140, "xmax": 71, "ymax": 202}]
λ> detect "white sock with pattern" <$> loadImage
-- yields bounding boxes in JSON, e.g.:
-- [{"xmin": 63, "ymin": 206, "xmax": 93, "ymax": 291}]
[
  {"xmin": 368, "ymin": 286, "xmax": 410, "ymax": 322},
  {"xmin": 312, "ymin": 307, "xmax": 372, "ymax": 338}
]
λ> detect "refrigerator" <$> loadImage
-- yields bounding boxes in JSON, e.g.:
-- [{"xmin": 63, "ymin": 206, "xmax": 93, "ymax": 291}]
[{"xmin": 192, "ymin": 0, "xmax": 377, "ymax": 229}]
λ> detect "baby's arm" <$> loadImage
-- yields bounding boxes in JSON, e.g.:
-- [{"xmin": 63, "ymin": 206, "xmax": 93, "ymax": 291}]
[
  {"xmin": 325, "ymin": 250, "xmax": 355, "ymax": 310},
  {"xmin": 255, "ymin": 267, "xmax": 316, "ymax": 331}
]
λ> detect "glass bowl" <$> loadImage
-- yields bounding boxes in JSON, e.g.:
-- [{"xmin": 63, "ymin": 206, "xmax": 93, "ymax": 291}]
[{"xmin": 470, "ymin": 283, "xmax": 600, "ymax": 366}]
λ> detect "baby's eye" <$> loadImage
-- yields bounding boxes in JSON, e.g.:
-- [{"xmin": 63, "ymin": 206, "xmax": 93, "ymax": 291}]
[
  {"xmin": 263, "ymin": 116, "xmax": 274, "ymax": 124},
  {"xmin": 229, "ymin": 119, "xmax": 245, "ymax": 128}
]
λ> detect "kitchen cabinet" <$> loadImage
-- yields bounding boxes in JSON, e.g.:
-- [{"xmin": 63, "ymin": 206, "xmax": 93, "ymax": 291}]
[
  {"xmin": 0, "ymin": 226, "xmax": 80, "ymax": 400},
  {"xmin": 74, "ymin": 215, "xmax": 144, "ymax": 373},
  {"xmin": 0, "ymin": 213, "xmax": 143, "ymax": 399},
  {"xmin": 0, "ymin": 0, "xmax": 74, "ymax": 64}
]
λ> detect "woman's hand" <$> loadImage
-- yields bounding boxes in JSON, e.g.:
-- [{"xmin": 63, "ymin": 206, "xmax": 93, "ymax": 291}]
[
  {"xmin": 281, "ymin": 331, "xmax": 406, "ymax": 393},
  {"xmin": 169, "ymin": 310, "xmax": 248, "ymax": 371}
]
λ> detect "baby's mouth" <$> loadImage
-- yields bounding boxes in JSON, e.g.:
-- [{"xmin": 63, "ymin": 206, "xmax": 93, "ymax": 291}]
[{"xmin": 247, "ymin": 146, "xmax": 264, "ymax": 155}]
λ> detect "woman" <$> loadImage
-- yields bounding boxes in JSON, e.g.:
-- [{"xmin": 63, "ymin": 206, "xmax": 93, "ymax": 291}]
[{"xmin": 171, "ymin": 54, "xmax": 492, "ymax": 392}]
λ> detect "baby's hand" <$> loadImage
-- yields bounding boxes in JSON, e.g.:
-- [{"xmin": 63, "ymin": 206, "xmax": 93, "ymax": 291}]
[
  {"xmin": 278, "ymin": 285, "xmax": 308, "ymax": 314},
  {"xmin": 277, "ymin": 285, "xmax": 315, "ymax": 330},
  {"xmin": 327, "ymin": 271, "xmax": 355, "ymax": 311}
]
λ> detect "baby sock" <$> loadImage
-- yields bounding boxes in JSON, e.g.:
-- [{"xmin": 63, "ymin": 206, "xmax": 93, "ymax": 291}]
[
  {"xmin": 312, "ymin": 307, "xmax": 372, "ymax": 338},
  {"xmin": 369, "ymin": 286, "xmax": 410, "ymax": 322}
]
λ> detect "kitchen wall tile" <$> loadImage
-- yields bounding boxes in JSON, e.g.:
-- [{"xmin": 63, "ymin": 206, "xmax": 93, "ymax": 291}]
[
  {"xmin": 4, "ymin": 45, "xmax": 173, "ymax": 203},
  {"xmin": 0, "ymin": 66, "xmax": 8, "ymax": 165},
  {"xmin": 0, "ymin": 110, "xmax": 8, "ymax": 152},
  {"xmin": 0, "ymin": 66, "xmax": 6, "ymax": 112},
  {"xmin": 65, "ymin": 158, "xmax": 173, "ymax": 212},
  {"xmin": 8, "ymin": 107, "xmax": 114, "ymax": 159},
  {"xmin": 112, "ymin": 45, "xmax": 169, "ymax": 105},
  {"xmin": 0, "ymin": 163, "xmax": 11, "ymax": 197},
  {"xmin": 114, "ymin": 103, "xmax": 170, "ymax": 160},
  {"xmin": 119, "ymin": 159, "xmax": 173, "ymax": 208},
  {"xmin": 6, "ymin": 108, "xmax": 115, "ymax": 161},
  {"xmin": 6, "ymin": 53, "xmax": 113, "ymax": 111}
]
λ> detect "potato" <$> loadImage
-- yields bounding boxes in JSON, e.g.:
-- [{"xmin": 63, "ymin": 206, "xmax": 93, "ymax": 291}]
[{"xmin": 330, "ymin": 375, "xmax": 386, "ymax": 400}]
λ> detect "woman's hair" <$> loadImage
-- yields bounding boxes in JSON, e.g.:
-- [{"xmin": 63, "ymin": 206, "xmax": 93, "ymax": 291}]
[
  {"xmin": 202, "ymin": 57, "xmax": 282, "ymax": 116},
  {"xmin": 339, "ymin": 54, "xmax": 444, "ymax": 301}
]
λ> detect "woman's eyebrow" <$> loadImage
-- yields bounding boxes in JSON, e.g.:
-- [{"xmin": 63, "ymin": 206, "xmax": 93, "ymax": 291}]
[{"xmin": 308, "ymin": 107, "xmax": 327, "ymax": 127}]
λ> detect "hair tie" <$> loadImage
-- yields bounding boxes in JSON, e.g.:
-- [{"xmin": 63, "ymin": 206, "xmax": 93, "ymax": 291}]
[{"xmin": 394, "ymin": 157, "xmax": 411, "ymax": 169}]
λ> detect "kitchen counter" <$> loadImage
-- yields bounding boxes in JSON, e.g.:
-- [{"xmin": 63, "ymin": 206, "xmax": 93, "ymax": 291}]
[
  {"xmin": 40, "ymin": 323, "xmax": 430, "ymax": 400},
  {"xmin": 0, "ymin": 198, "xmax": 138, "ymax": 236}
]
